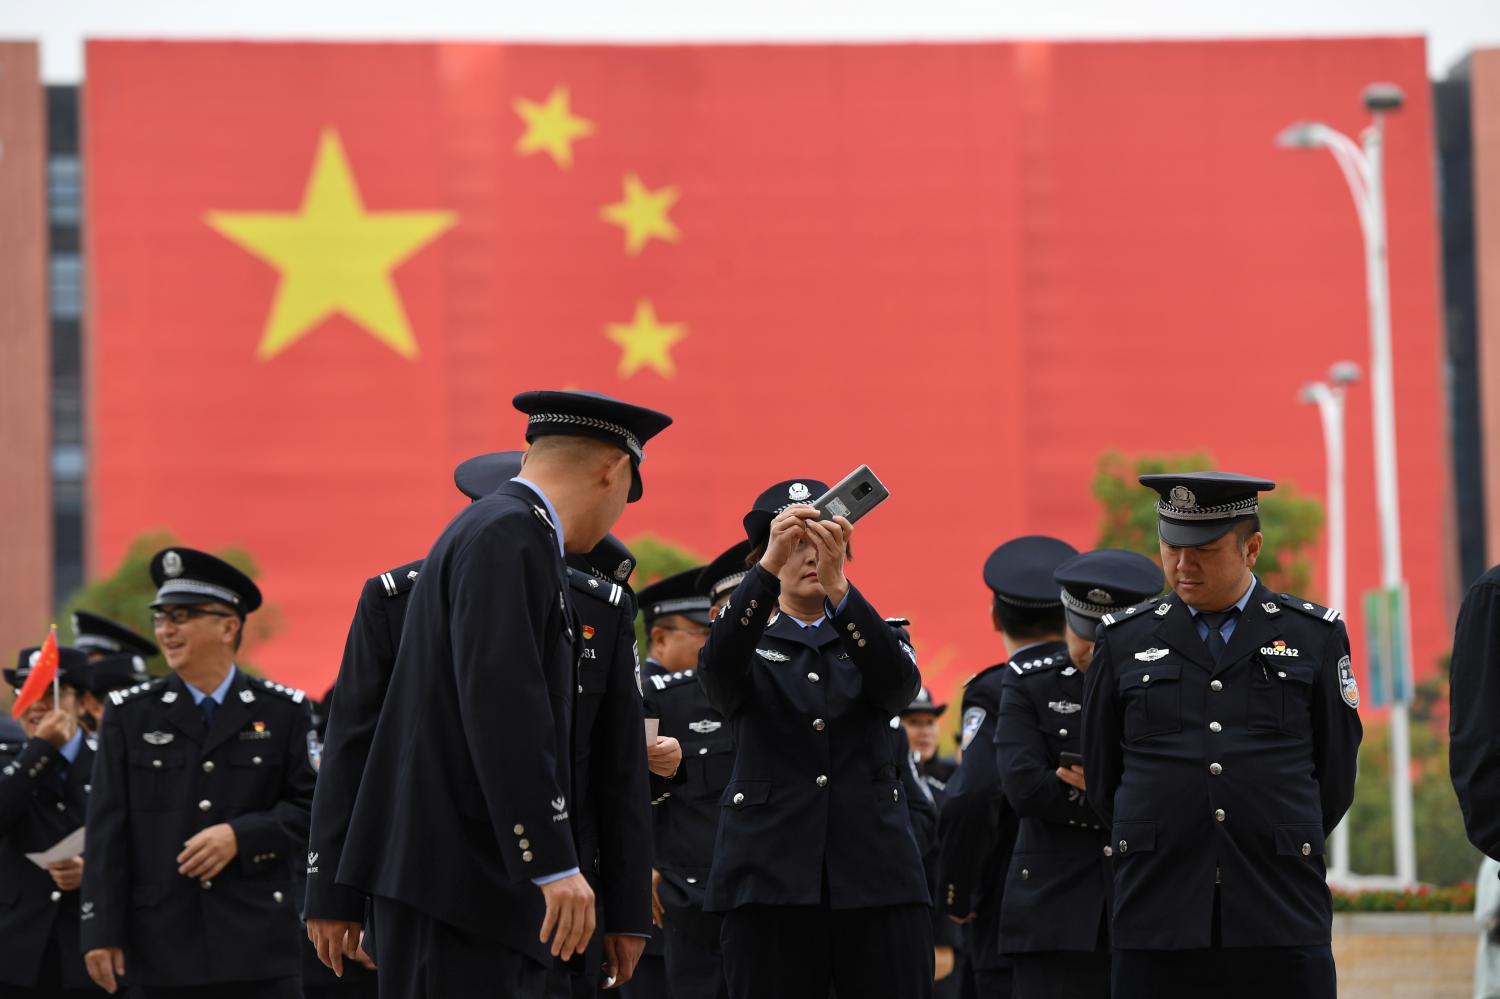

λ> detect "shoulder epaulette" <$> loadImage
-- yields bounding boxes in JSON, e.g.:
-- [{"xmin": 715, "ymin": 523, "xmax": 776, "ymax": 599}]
[
  {"xmin": 1277, "ymin": 592, "xmax": 1341, "ymax": 623},
  {"xmin": 1009, "ymin": 651, "xmax": 1066, "ymax": 676},
  {"xmin": 646, "ymin": 668, "xmax": 698, "ymax": 692},
  {"xmin": 108, "ymin": 676, "xmax": 169, "ymax": 707},
  {"xmin": 376, "ymin": 560, "xmax": 423, "ymax": 598},
  {"xmin": 567, "ymin": 567, "xmax": 627, "ymax": 608},
  {"xmin": 884, "ymin": 617, "xmax": 911, "ymax": 628},
  {"xmin": 1101, "ymin": 599, "xmax": 1167, "ymax": 628},
  {"xmin": 248, "ymin": 675, "xmax": 308, "ymax": 704}
]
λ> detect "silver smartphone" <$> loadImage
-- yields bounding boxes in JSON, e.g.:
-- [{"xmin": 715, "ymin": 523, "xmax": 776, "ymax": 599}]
[{"xmin": 812, "ymin": 465, "xmax": 890, "ymax": 525}]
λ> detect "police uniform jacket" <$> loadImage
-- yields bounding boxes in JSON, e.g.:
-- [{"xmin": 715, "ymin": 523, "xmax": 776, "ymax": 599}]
[
  {"xmin": 936, "ymin": 654, "xmax": 1031, "ymax": 973},
  {"xmin": 567, "ymin": 567, "xmax": 652, "ymax": 940},
  {"xmin": 917, "ymin": 755, "xmax": 957, "ymax": 801},
  {"xmin": 696, "ymin": 564, "xmax": 928, "ymax": 912},
  {"xmin": 1081, "ymin": 585, "xmax": 1362, "ymax": 949},
  {"xmin": 80, "ymin": 671, "xmax": 316, "ymax": 986},
  {"xmin": 304, "ymin": 559, "xmax": 419, "ymax": 923},
  {"xmin": 643, "ymin": 667, "xmax": 731, "ymax": 938},
  {"xmin": 1450, "ymin": 564, "xmax": 1500, "ymax": 857},
  {"xmin": 0, "ymin": 735, "xmax": 94, "ymax": 989},
  {"xmin": 338, "ymin": 482, "xmax": 578, "ymax": 966},
  {"xmin": 993, "ymin": 651, "xmax": 1109, "ymax": 954}
]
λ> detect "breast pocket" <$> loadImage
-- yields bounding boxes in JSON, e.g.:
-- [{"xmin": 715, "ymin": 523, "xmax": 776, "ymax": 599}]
[
  {"xmin": 128, "ymin": 750, "xmax": 186, "ymax": 811},
  {"xmin": 684, "ymin": 737, "xmax": 734, "ymax": 797},
  {"xmin": 1248, "ymin": 659, "xmax": 1316, "ymax": 734},
  {"xmin": 1119, "ymin": 664, "xmax": 1183, "ymax": 739},
  {"xmin": 226, "ymin": 743, "xmax": 285, "ymax": 804}
]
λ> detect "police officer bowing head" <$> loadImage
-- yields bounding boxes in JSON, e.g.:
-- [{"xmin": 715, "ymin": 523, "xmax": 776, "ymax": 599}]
[
  {"xmin": 1079, "ymin": 472, "xmax": 1362, "ymax": 999},
  {"xmin": 1054, "ymin": 550, "xmax": 1165, "ymax": 670},
  {"xmin": 696, "ymin": 478, "xmax": 932, "ymax": 999},
  {"xmin": 638, "ymin": 569, "xmax": 713, "ymax": 680}
]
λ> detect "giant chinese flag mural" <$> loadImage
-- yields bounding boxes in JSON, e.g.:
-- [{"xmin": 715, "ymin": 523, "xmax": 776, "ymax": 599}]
[{"xmin": 87, "ymin": 39, "xmax": 1449, "ymax": 700}]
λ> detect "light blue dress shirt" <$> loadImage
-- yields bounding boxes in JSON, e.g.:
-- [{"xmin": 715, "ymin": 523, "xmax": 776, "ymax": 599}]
[
  {"xmin": 58, "ymin": 728, "xmax": 84, "ymax": 765},
  {"xmin": 1187, "ymin": 576, "xmax": 1258, "ymax": 645},
  {"xmin": 186, "ymin": 665, "xmax": 237, "ymax": 707}
]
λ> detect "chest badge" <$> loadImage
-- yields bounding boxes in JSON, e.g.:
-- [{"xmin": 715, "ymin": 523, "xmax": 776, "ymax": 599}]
[
  {"xmin": 1263, "ymin": 601, "xmax": 1281, "ymax": 615},
  {"xmin": 1134, "ymin": 648, "xmax": 1169, "ymax": 662},
  {"xmin": 1048, "ymin": 700, "xmax": 1082, "ymax": 715},
  {"xmin": 142, "ymin": 731, "xmax": 174, "ymax": 746},
  {"xmin": 688, "ymin": 719, "xmax": 722, "ymax": 734},
  {"xmin": 239, "ymin": 721, "xmax": 272, "ymax": 740},
  {"xmin": 1155, "ymin": 603, "xmax": 1171, "ymax": 617},
  {"xmin": 755, "ymin": 648, "xmax": 790, "ymax": 663},
  {"xmin": 1259, "ymin": 640, "xmax": 1301, "ymax": 658},
  {"xmin": 582, "ymin": 625, "xmax": 596, "ymax": 641}
]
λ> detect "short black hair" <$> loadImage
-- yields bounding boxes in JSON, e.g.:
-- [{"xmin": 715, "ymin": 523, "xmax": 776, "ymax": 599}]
[
  {"xmin": 993, "ymin": 598, "xmax": 1065, "ymax": 640},
  {"xmin": 1232, "ymin": 515, "xmax": 1262, "ymax": 546}
]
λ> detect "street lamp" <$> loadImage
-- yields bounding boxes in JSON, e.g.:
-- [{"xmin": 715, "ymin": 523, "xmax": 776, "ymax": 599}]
[
  {"xmin": 1301, "ymin": 361, "xmax": 1360, "ymax": 884},
  {"xmin": 1279, "ymin": 84, "xmax": 1416, "ymax": 886}
]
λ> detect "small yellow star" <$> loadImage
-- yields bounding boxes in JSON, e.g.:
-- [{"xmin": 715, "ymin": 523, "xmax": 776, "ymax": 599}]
[
  {"xmin": 206, "ymin": 129, "xmax": 457, "ymax": 360},
  {"xmin": 605, "ymin": 299, "xmax": 688, "ymax": 379},
  {"xmin": 600, "ymin": 173, "xmax": 681, "ymax": 256},
  {"xmin": 514, "ymin": 86, "xmax": 596, "ymax": 169}
]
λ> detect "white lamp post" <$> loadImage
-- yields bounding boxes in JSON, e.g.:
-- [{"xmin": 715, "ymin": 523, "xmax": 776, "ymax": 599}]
[
  {"xmin": 1279, "ymin": 83, "xmax": 1416, "ymax": 886},
  {"xmin": 1301, "ymin": 361, "xmax": 1361, "ymax": 883}
]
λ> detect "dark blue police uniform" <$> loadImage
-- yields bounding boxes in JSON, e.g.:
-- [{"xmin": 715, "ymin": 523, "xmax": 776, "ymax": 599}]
[
  {"xmin": 1080, "ymin": 473, "xmax": 1362, "ymax": 999},
  {"xmin": 1450, "ymin": 562, "xmax": 1500, "ymax": 858},
  {"xmin": 697, "ymin": 479, "xmax": 931, "ymax": 999}
]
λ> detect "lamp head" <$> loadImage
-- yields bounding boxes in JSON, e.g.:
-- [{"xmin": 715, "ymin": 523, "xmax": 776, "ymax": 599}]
[
  {"xmin": 1328, "ymin": 361, "xmax": 1362, "ymax": 386},
  {"xmin": 1363, "ymin": 83, "xmax": 1404, "ymax": 113},
  {"xmin": 1276, "ymin": 122, "xmax": 1324, "ymax": 149}
]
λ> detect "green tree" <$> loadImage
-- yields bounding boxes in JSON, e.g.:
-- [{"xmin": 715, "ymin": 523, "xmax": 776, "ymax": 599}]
[
  {"xmin": 623, "ymin": 533, "xmax": 705, "ymax": 662},
  {"xmin": 56, "ymin": 531, "xmax": 281, "ymax": 677},
  {"xmin": 1091, "ymin": 451, "xmax": 1325, "ymax": 597}
]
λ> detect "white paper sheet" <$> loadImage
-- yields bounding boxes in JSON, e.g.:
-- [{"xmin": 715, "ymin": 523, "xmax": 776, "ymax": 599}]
[
  {"xmin": 26, "ymin": 826, "xmax": 85, "ymax": 870},
  {"xmin": 644, "ymin": 718, "xmax": 660, "ymax": 743}
]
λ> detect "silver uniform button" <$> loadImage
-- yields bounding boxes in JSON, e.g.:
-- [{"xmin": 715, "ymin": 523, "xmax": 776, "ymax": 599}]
[
  {"xmin": 1209, "ymin": 763, "xmax": 1222, "ymax": 775},
  {"xmin": 152, "ymin": 759, "xmax": 163, "ymax": 769},
  {"xmin": 686, "ymin": 877, "xmax": 698, "ymax": 884},
  {"xmin": 858, "ymin": 640, "xmax": 867, "ymax": 648},
  {"xmin": 1103, "ymin": 846, "xmax": 1114, "ymax": 857},
  {"xmin": 807, "ymin": 673, "xmax": 820, "ymax": 683},
  {"xmin": 51, "ymin": 891, "xmax": 62, "ymax": 902},
  {"xmin": 815, "ymin": 775, "xmax": 828, "ymax": 788},
  {"xmin": 522, "ymin": 851, "xmax": 534, "ymax": 862},
  {"xmin": 698, "ymin": 747, "xmax": 708, "ymax": 755},
  {"xmin": 252, "ymin": 756, "xmax": 263, "ymax": 765},
  {"xmin": 733, "ymin": 792, "xmax": 746, "ymax": 805},
  {"xmin": 273, "ymin": 891, "xmax": 284, "ymax": 903},
  {"xmin": 519, "ymin": 839, "xmax": 530, "ymax": 849},
  {"xmin": 514, "ymin": 824, "xmax": 525, "ymax": 835},
  {"xmin": 1301, "ymin": 843, "xmax": 1312, "ymax": 856},
  {"xmin": 1211, "ymin": 680, "xmax": 1223, "ymax": 692},
  {"xmin": 1215, "ymin": 809, "xmax": 1226, "ymax": 822},
  {"xmin": 1021, "ymin": 869, "xmax": 1030, "ymax": 880},
  {"xmin": 1141, "ymin": 674, "xmax": 1151, "ymax": 684},
  {"xmin": 1058, "ymin": 728, "xmax": 1068, "ymax": 737},
  {"xmin": 57, "ymin": 802, "xmax": 66, "ymax": 812},
  {"xmin": 812, "ymin": 719, "xmax": 825, "ymax": 731},
  {"xmin": 201, "ymin": 880, "xmax": 212, "ymax": 889},
  {"xmin": 1118, "ymin": 840, "xmax": 1128, "ymax": 852},
  {"xmin": 852, "ymin": 631, "xmax": 861, "ymax": 640},
  {"xmin": 847, "ymin": 623, "xmax": 856, "ymax": 632},
  {"xmin": 892, "ymin": 788, "xmax": 899, "ymax": 802},
  {"xmin": 1209, "ymin": 722, "xmax": 1222, "ymax": 733},
  {"xmin": 198, "ymin": 799, "xmax": 212, "ymax": 811},
  {"xmin": 202, "ymin": 761, "xmax": 215, "ymax": 773}
]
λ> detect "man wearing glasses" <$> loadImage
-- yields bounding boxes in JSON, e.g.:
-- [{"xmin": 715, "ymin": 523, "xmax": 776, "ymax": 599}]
[{"xmin": 81, "ymin": 547, "xmax": 316, "ymax": 998}]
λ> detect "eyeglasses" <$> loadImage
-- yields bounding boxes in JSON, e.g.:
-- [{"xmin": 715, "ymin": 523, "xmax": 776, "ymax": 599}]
[{"xmin": 151, "ymin": 608, "xmax": 235, "ymax": 627}]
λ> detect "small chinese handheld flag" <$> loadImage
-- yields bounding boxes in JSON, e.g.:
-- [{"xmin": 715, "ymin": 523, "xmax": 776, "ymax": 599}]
[{"xmin": 11, "ymin": 625, "xmax": 59, "ymax": 719}]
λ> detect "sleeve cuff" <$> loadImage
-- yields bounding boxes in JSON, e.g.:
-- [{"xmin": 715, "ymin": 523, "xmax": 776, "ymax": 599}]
[{"xmin": 531, "ymin": 866, "xmax": 581, "ymax": 886}]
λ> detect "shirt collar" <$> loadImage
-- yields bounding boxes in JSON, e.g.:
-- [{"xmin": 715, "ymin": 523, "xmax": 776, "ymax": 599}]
[
  {"xmin": 511, "ymin": 477, "xmax": 566, "ymax": 558},
  {"xmin": 1187, "ymin": 576, "xmax": 1258, "ymax": 618},
  {"xmin": 1008, "ymin": 640, "xmax": 1051, "ymax": 661},
  {"xmin": 187, "ymin": 665, "xmax": 238, "ymax": 706},
  {"xmin": 58, "ymin": 729, "xmax": 84, "ymax": 765}
]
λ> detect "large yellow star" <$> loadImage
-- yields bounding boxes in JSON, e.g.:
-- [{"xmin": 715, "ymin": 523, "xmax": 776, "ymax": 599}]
[
  {"xmin": 600, "ymin": 173, "xmax": 681, "ymax": 256},
  {"xmin": 514, "ymin": 86, "xmax": 596, "ymax": 169},
  {"xmin": 605, "ymin": 299, "xmax": 688, "ymax": 379},
  {"xmin": 206, "ymin": 130, "xmax": 457, "ymax": 360}
]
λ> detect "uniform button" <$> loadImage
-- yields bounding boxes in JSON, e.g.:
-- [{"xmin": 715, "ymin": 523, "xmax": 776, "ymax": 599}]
[
  {"xmin": 749, "ymin": 600, "xmax": 759, "ymax": 610},
  {"xmin": 1211, "ymin": 680, "xmax": 1223, "ymax": 691},
  {"xmin": 57, "ymin": 801, "xmax": 67, "ymax": 811},
  {"xmin": 1103, "ymin": 846, "xmax": 1114, "ymax": 858},
  {"xmin": 807, "ymin": 672, "xmax": 820, "ymax": 683},
  {"xmin": 514, "ymin": 825, "xmax": 525, "ymax": 836},
  {"xmin": 1021, "ymin": 868, "xmax": 1030, "ymax": 880},
  {"xmin": 252, "ymin": 756, "xmax": 263, "ymax": 765},
  {"xmin": 698, "ymin": 747, "xmax": 709, "ymax": 755},
  {"xmin": 892, "ymin": 788, "xmax": 899, "ymax": 802},
  {"xmin": 152, "ymin": 759, "xmax": 163, "ymax": 769},
  {"xmin": 812, "ymin": 719, "xmax": 825, "ymax": 731},
  {"xmin": 202, "ymin": 761, "xmax": 215, "ymax": 773},
  {"xmin": 577, "ymin": 685, "xmax": 583, "ymax": 694},
  {"xmin": 50, "ymin": 891, "xmax": 62, "ymax": 902},
  {"xmin": 858, "ymin": 640, "xmax": 867, "ymax": 648},
  {"xmin": 201, "ymin": 880, "xmax": 212, "ymax": 890},
  {"xmin": 686, "ymin": 877, "xmax": 698, "ymax": 884},
  {"xmin": 1215, "ymin": 809, "xmax": 1226, "ymax": 822},
  {"xmin": 852, "ymin": 631, "xmax": 862, "ymax": 640},
  {"xmin": 1141, "ymin": 674, "xmax": 1151, "ymax": 684},
  {"xmin": 733, "ymin": 792, "xmax": 746, "ymax": 806},
  {"xmin": 273, "ymin": 891, "xmax": 284, "ymax": 903},
  {"xmin": 518, "ymin": 839, "xmax": 530, "ymax": 850},
  {"xmin": 1209, "ymin": 763, "xmax": 1222, "ymax": 776},
  {"xmin": 1118, "ymin": 840, "xmax": 1128, "ymax": 852},
  {"xmin": 847, "ymin": 623, "xmax": 856, "ymax": 633},
  {"xmin": 1277, "ymin": 671, "xmax": 1287, "ymax": 679},
  {"xmin": 522, "ymin": 851, "xmax": 534, "ymax": 862},
  {"xmin": 815, "ymin": 775, "xmax": 828, "ymax": 788},
  {"xmin": 1209, "ymin": 722, "xmax": 1222, "ymax": 733},
  {"xmin": 739, "ymin": 618, "xmax": 750, "ymax": 626},
  {"xmin": 1058, "ymin": 728, "xmax": 1068, "ymax": 737},
  {"xmin": 199, "ymin": 799, "xmax": 211, "ymax": 811},
  {"xmin": 1301, "ymin": 843, "xmax": 1312, "ymax": 856}
]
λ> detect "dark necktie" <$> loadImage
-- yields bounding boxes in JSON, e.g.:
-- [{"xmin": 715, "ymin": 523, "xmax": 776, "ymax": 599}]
[
  {"xmin": 199, "ymin": 697, "xmax": 217, "ymax": 732},
  {"xmin": 1199, "ymin": 609, "xmax": 1239, "ymax": 665}
]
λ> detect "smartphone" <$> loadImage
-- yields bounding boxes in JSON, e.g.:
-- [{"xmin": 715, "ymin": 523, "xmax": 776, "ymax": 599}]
[
  {"xmin": 812, "ymin": 465, "xmax": 890, "ymax": 525},
  {"xmin": 1058, "ymin": 751, "xmax": 1085, "ymax": 769}
]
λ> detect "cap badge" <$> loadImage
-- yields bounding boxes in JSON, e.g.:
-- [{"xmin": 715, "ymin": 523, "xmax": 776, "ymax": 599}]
[
  {"xmin": 1168, "ymin": 486, "xmax": 1198, "ymax": 510},
  {"xmin": 70, "ymin": 613, "xmax": 80, "ymax": 634},
  {"xmin": 1086, "ymin": 588, "xmax": 1114, "ymax": 605},
  {"xmin": 614, "ymin": 560, "xmax": 633, "ymax": 582},
  {"xmin": 788, "ymin": 482, "xmax": 811, "ymax": 502},
  {"xmin": 162, "ymin": 550, "xmax": 184, "ymax": 577},
  {"xmin": 28, "ymin": 650, "xmax": 41, "ymax": 667}
]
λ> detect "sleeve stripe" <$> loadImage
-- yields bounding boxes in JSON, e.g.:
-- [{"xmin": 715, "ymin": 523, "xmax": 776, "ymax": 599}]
[{"xmin": 381, "ymin": 572, "xmax": 397, "ymax": 596}]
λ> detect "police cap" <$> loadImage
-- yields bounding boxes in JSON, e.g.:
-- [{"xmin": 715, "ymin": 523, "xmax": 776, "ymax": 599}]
[
  {"xmin": 1054, "ymin": 549, "xmax": 1166, "ymax": 639},
  {"xmin": 148, "ymin": 548, "xmax": 263, "ymax": 616},
  {"xmin": 900, "ymin": 686, "xmax": 946, "ymax": 718},
  {"xmin": 1139, "ymin": 471, "xmax": 1276, "ymax": 547},
  {"xmin": 699, "ymin": 540, "xmax": 754, "ymax": 605},
  {"xmin": 71, "ymin": 610, "xmax": 159, "ymax": 659},
  {"xmin": 513, "ymin": 390, "xmax": 673, "ymax": 503},
  {"xmin": 566, "ymin": 533, "xmax": 637, "ymax": 586},
  {"xmin": 5, "ymin": 645, "xmax": 90, "ymax": 691},
  {"xmin": 743, "ymin": 479, "xmax": 830, "ymax": 550},
  {"xmin": 453, "ymin": 450, "xmax": 525, "ymax": 501},
  {"xmin": 983, "ymin": 535, "xmax": 1078, "ymax": 606},
  {"xmin": 86, "ymin": 653, "xmax": 152, "ymax": 697},
  {"xmin": 638, "ymin": 568, "xmax": 711, "ymax": 628}
]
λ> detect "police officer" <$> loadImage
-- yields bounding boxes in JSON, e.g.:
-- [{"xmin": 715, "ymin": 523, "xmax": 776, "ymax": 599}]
[
  {"xmin": 994, "ymin": 549, "xmax": 1163, "ymax": 998},
  {"xmin": 555, "ymin": 534, "xmax": 654, "ymax": 995},
  {"xmin": 636, "ymin": 569, "xmax": 713, "ymax": 685},
  {"xmin": 304, "ymin": 450, "xmax": 525, "ymax": 978},
  {"xmin": 638, "ymin": 543, "xmax": 747, "ymax": 999},
  {"xmin": 938, "ymin": 535, "xmax": 1076, "ymax": 999},
  {"xmin": 81, "ymin": 547, "xmax": 317, "ymax": 998},
  {"xmin": 901, "ymin": 688, "xmax": 955, "ymax": 799},
  {"xmin": 697, "ymin": 479, "xmax": 931, "ymax": 998},
  {"xmin": 340, "ymin": 391, "xmax": 671, "ymax": 999},
  {"xmin": 69, "ymin": 612, "xmax": 157, "ymax": 735},
  {"xmin": 0, "ymin": 645, "xmax": 96, "ymax": 998},
  {"xmin": 1450, "ymin": 561, "xmax": 1500, "ymax": 859},
  {"xmin": 1081, "ymin": 472, "xmax": 1363, "ymax": 999}
]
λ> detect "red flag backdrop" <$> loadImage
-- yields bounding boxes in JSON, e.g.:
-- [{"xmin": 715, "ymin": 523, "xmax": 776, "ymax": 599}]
[{"xmin": 86, "ymin": 39, "xmax": 1449, "ymax": 703}]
